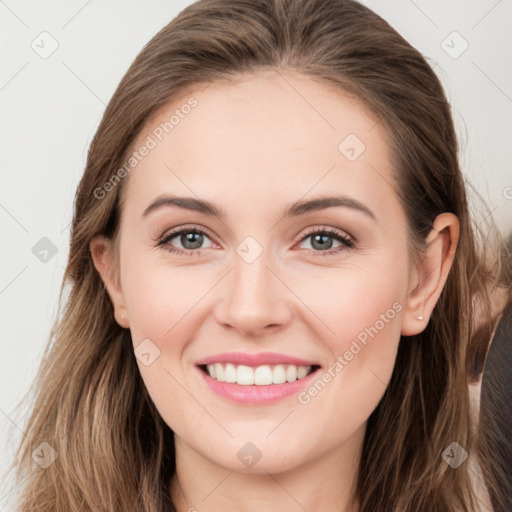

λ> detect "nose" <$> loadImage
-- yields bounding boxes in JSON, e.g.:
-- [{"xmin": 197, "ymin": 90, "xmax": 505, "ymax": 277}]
[{"xmin": 214, "ymin": 250, "xmax": 293, "ymax": 337}]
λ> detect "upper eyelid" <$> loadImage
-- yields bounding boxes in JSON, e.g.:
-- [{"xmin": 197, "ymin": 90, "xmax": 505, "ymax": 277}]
[
  {"xmin": 156, "ymin": 224, "xmax": 217, "ymax": 244},
  {"xmin": 157, "ymin": 224, "xmax": 354, "ymax": 247}
]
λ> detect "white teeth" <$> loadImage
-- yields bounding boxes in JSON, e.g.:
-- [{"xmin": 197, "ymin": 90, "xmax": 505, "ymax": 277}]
[
  {"xmin": 225, "ymin": 363, "xmax": 237, "ymax": 383},
  {"xmin": 272, "ymin": 364, "xmax": 287, "ymax": 384},
  {"xmin": 286, "ymin": 365, "xmax": 297, "ymax": 382},
  {"xmin": 214, "ymin": 363, "xmax": 225, "ymax": 382},
  {"xmin": 237, "ymin": 365, "xmax": 254, "ymax": 385},
  {"xmin": 254, "ymin": 365, "xmax": 273, "ymax": 385},
  {"xmin": 205, "ymin": 363, "xmax": 314, "ymax": 385},
  {"xmin": 297, "ymin": 366, "xmax": 308, "ymax": 379}
]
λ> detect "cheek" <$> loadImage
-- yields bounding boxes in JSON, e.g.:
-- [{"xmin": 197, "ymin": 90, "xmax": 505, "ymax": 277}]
[
  {"xmin": 288, "ymin": 251, "xmax": 407, "ymax": 424},
  {"xmin": 121, "ymin": 260, "xmax": 220, "ymax": 408},
  {"xmin": 300, "ymin": 275, "xmax": 403, "ymax": 392},
  {"xmin": 287, "ymin": 247, "xmax": 408, "ymax": 352},
  {"xmin": 122, "ymin": 253, "xmax": 211, "ymax": 345},
  {"xmin": 291, "ymin": 278, "xmax": 404, "ymax": 456},
  {"xmin": 121, "ymin": 263, "xmax": 214, "ymax": 426}
]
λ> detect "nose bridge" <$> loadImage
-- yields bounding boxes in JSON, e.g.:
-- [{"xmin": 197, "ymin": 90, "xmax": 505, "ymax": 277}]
[
  {"xmin": 232, "ymin": 251, "xmax": 271, "ymax": 303},
  {"xmin": 216, "ymin": 238, "xmax": 291, "ymax": 334}
]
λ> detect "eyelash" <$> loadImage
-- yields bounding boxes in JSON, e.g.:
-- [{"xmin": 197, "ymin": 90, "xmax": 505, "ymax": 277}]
[{"xmin": 154, "ymin": 225, "xmax": 355, "ymax": 258}]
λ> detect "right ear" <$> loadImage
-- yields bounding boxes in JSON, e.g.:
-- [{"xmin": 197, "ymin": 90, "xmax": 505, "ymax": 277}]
[{"xmin": 90, "ymin": 235, "xmax": 130, "ymax": 328}]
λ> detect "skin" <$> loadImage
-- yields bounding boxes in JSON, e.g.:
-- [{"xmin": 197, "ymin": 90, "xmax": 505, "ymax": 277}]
[{"xmin": 91, "ymin": 69, "xmax": 459, "ymax": 512}]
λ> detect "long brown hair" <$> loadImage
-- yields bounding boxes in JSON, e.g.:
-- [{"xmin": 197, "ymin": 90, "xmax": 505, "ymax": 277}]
[{"xmin": 8, "ymin": 0, "xmax": 508, "ymax": 510}]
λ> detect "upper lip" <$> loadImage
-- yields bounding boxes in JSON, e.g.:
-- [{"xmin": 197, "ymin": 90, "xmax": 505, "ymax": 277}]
[{"xmin": 196, "ymin": 351, "xmax": 320, "ymax": 367}]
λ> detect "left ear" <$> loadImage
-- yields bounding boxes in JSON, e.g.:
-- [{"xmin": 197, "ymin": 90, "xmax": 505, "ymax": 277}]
[{"xmin": 401, "ymin": 212, "xmax": 460, "ymax": 336}]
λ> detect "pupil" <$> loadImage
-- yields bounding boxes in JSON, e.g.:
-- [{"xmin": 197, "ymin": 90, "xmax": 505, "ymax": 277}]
[
  {"xmin": 312, "ymin": 234, "xmax": 332, "ymax": 251},
  {"xmin": 182, "ymin": 232, "xmax": 203, "ymax": 249}
]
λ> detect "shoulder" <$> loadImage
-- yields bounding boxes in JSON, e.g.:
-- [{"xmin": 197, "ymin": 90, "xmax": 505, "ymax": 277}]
[{"xmin": 477, "ymin": 294, "xmax": 512, "ymax": 512}]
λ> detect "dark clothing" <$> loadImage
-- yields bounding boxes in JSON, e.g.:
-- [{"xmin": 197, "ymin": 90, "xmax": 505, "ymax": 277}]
[{"xmin": 480, "ymin": 297, "xmax": 512, "ymax": 511}]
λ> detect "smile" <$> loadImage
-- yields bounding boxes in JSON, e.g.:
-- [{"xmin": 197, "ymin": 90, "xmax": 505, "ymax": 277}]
[
  {"xmin": 195, "ymin": 355, "xmax": 322, "ymax": 404},
  {"xmin": 201, "ymin": 363, "xmax": 318, "ymax": 385}
]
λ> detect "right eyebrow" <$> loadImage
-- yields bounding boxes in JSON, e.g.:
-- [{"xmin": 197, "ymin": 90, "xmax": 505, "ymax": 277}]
[{"xmin": 142, "ymin": 195, "xmax": 224, "ymax": 219}]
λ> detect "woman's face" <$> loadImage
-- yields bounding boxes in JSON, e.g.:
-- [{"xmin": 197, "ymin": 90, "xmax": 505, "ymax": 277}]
[{"xmin": 102, "ymin": 70, "xmax": 422, "ymax": 473}]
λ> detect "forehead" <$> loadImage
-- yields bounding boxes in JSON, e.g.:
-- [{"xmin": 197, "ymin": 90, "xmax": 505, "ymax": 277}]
[{"xmin": 122, "ymin": 70, "xmax": 398, "ymax": 219}]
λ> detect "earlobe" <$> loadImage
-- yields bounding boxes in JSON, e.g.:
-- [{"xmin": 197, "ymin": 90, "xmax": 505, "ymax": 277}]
[
  {"xmin": 401, "ymin": 213, "xmax": 459, "ymax": 336},
  {"xmin": 90, "ymin": 235, "xmax": 130, "ymax": 328}
]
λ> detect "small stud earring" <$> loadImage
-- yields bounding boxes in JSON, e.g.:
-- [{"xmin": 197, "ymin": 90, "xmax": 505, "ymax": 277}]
[{"xmin": 416, "ymin": 315, "xmax": 424, "ymax": 320}]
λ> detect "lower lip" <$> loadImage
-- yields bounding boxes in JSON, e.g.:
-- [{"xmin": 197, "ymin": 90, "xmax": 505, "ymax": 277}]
[{"xmin": 196, "ymin": 366, "xmax": 320, "ymax": 405}]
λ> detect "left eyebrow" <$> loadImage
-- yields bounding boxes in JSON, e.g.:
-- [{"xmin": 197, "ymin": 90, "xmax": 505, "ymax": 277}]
[
  {"xmin": 284, "ymin": 195, "xmax": 376, "ymax": 221},
  {"xmin": 142, "ymin": 194, "xmax": 376, "ymax": 221}
]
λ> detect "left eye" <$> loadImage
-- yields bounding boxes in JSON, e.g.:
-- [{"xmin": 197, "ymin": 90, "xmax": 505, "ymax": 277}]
[{"xmin": 297, "ymin": 229, "xmax": 354, "ymax": 254}]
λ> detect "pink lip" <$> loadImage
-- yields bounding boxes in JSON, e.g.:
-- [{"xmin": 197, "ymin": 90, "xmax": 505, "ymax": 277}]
[
  {"xmin": 195, "ymin": 351, "xmax": 319, "ymax": 367},
  {"xmin": 196, "ymin": 365, "xmax": 320, "ymax": 405}
]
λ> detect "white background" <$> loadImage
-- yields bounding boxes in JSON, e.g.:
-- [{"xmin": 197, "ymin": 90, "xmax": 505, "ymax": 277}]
[{"xmin": 1, "ymin": 1, "xmax": 511, "ymax": 509}]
